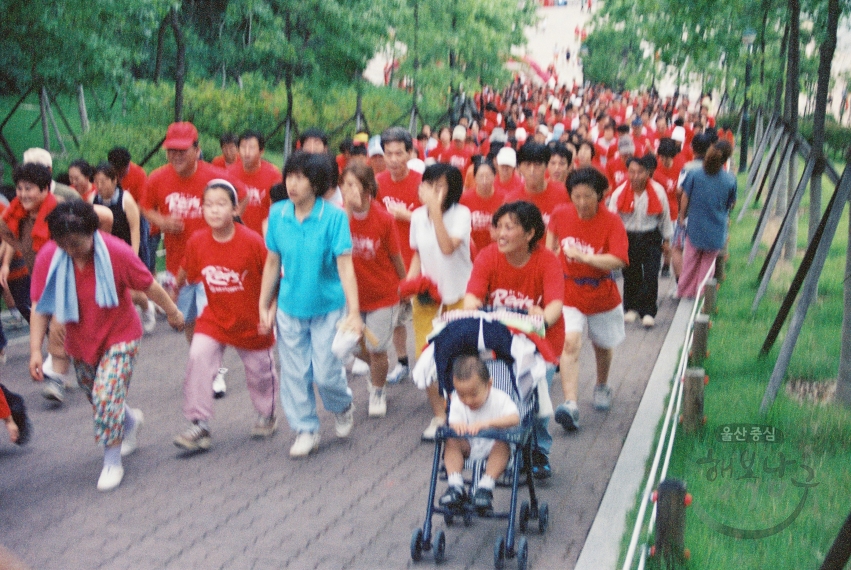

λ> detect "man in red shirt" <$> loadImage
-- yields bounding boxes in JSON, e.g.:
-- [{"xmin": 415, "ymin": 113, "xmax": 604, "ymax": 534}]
[
  {"xmin": 546, "ymin": 142, "xmax": 572, "ymax": 194},
  {"xmin": 142, "ymin": 122, "xmax": 246, "ymax": 346},
  {"xmin": 493, "ymin": 147, "xmax": 523, "ymax": 195},
  {"xmin": 210, "ymin": 133, "xmax": 241, "ymax": 170},
  {"xmin": 505, "ymin": 142, "xmax": 570, "ymax": 226},
  {"xmin": 228, "ymin": 130, "xmax": 282, "ymax": 236},
  {"xmin": 605, "ymin": 136, "xmax": 634, "ymax": 193},
  {"xmin": 437, "ymin": 125, "xmax": 474, "ymax": 174},
  {"xmin": 376, "ymin": 127, "xmax": 422, "ymax": 383},
  {"xmin": 594, "ymin": 120, "xmax": 617, "ymax": 167}
]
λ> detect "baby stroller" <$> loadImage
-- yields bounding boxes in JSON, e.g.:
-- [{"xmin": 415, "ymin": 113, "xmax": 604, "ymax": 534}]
[{"xmin": 410, "ymin": 311, "xmax": 552, "ymax": 569}]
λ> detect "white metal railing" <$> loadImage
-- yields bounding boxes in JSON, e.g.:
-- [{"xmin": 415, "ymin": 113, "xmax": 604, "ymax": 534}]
[{"xmin": 622, "ymin": 260, "xmax": 717, "ymax": 570}]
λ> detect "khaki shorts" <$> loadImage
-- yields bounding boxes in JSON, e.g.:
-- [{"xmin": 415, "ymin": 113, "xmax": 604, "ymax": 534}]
[
  {"xmin": 361, "ymin": 305, "xmax": 399, "ymax": 353},
  {"xmin": 562, "ymin": 304, "xmax": 626, "ymax": 349}
]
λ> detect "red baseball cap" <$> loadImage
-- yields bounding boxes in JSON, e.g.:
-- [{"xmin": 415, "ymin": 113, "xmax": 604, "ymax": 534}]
[{"xmin": 162, "ymin": 122, "xmax": 198, "ymax": 150}]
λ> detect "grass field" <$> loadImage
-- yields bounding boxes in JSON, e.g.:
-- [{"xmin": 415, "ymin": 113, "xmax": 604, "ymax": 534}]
[{"xmin": 621, "ymin": 172, "xmax": 851, "ymax": 569}]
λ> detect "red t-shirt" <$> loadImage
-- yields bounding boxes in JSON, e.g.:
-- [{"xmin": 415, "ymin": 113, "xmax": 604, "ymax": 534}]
[
  {"xmin": 466, "ymin": 243, "xmax": 566, "ymax": 354},
  {"xmin": 460, "ymin": 188, "xmax": 506, "ymax": 254},
  {"xmin": 653, "ymin": 168, "xmax": 679, "ymax": 220},
  {"xmin": 228, "ymin": 160, "xmax": 282, "ymax": 236},
  {"xmin": 31, "ymin": 232, "xmax": 154, "ymax": 365},
  {"xmin": 121, "ymin": 162, "xmax": 147, "ymax": 203},
  {"xmin": 547, "ymin": 203, "xmax": 629, "ymax": 315},
  {"xmin": 606, "ymin": 157, "xmax": 628, "ymax": 193},
  {"xmin": 349, "ymin": 202, "xmax": 402, "ymax": 312},
  {"xmin": 376, "ymin": 169, "xmax": 422, "ymax": 268},
  {"xmin": 183, "ymin": 224, "xmax": 273, "ymax": 350},
  {"xmin": 211, "ymin": 155, "xmax": 241, "ymax": 170},
  {"xmin": 494, "ymin": 172, "xmax": 524, "ymax": 196},
  {"xmin": 437, "ymin": 146, "xmax": 474, "ymax": 174},
  {"xmin": 142, "ymin": 161, "xmax": 246, "ymax": 275},
  {"xmin": 504, "ymin": 179, "xmax": 570, "ymax": 226}
]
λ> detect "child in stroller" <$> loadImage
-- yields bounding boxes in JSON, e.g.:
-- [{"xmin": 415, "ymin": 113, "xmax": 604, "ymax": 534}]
[
  {"xmin": 411, "ymin": 312, "xmax": 551, "ymax": 568},
  {"xmin": 439, "ymin": 354, "xmax": 520, "ymax": 513}
]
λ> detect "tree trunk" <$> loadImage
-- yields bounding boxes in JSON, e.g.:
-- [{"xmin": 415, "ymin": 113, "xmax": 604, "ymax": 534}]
[
  {"xmin": 784, "ymin": 0, "xmax": 800, "ymax": 261},
  {"xmin": 170, "ymin": 8, "xmax": 186, "ymax": 122},
  {"xmin": 154, "ymin": 14, "xmax": 169, "ymax": 85},
  {"xmin": 838, "ymin": 212, "xmax": 851, "ymax": 407},
  {"xmin": 39, "ymin": 86, "xmax": 50, "ymax": 152},
  {"xmin": 77, "ymin": 84, "xmax": 89, "ymax": 133},
  {"xmin": 809, "ymin": 0, "xmax": 840, "ymax": 244},
  {"xmin": 774, "ymin": 23, "xmax": 789, "ymax": 115}
]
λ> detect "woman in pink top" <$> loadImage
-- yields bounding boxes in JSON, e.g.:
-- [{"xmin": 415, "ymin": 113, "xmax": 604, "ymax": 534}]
[{"xmin": 29, "ymin": 201, "xmax": 184, "ymax": 492}]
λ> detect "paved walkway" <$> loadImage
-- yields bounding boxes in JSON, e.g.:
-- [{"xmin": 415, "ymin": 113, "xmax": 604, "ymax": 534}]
[{"xmin": 0, "ymin": 271, "xmax": 677, "ymax": 570}]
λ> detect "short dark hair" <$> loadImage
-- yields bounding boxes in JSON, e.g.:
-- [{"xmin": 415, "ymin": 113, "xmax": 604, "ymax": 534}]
[
  {"xmin": 45, "ymin": 200, "xmax": 100, "ymax": 238},
  {"xmin": 269, "ymin": 182, "xmax": 288, "ymax": 203},
  {"xmin": 473, "ymin": 157, "xmax": 495, "ymax": 176},
  {"xmin": 549, "ymin": 142, "xmax": 573, "ymax": 164},
  {"xmin": 578, "ymin": 139, "xmax": 596, "ymax": 158},
  {"xmin": 13, "ymin": 163, "xmax": 52, "ymax": 190},
  {"xmin": 94, "ymin": 162, "xmax": 118, "ymax": 181},
  {"xmin": 299, "ymin": 128, "xmax": 328, "ymax": 149},
  {"xmin": 452, "ymin": 354, "xmax": 490, "ymax": 384},
  {"xmin": 492, "ymin": 201, "xmax": 546, "ymax": 251},
  {"xmin": 657, "ymin": 138, "xmax": 678, "ymax": 158},
  {"xmin": 107, "ymin": 147, "xmax": 131, "ymax": 170},
  {"xmin": 205, "ymin": 179, "xmax": 238, "ymax": 206},
  {"xmin": 422, "ymin": 163, "xmax": 463, "ymax": 211},
  {"xmin": 627, "ymin": 154, "xmax": 657, "ymax": 173},
  {"xmin": 239, "ymin": 130, "xmax": 266, "ymax": 151},
  {"xmin": 69, "ymin": 159, "xmax": 94, "ymax": 180},
  {"xmin": 517, "ymin": 142, "xmax": 550, "ymax": 165},
  {"xmin": 567, "ymin": 167, "xmax": 608, "ymax": 200},
  {"xmin": 219, "ymin": 132, "xmax": 238, "ymax": 146},
  {"xmin": 381, "ymin": 126, "xmax": 413, "ymax": 152},
  {"xmin": 283, "ymin": 151, "xmax": 334, "ymax": 197}
]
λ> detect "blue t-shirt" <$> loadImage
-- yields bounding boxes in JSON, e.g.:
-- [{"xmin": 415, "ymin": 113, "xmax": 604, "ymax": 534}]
[
  {"xmin": 681, "ymin": 168, "xmax": 737, "ymax": 251},
  {"xmin": 266, "ymin": 198, "xmax": 352, "ymax": 318}
]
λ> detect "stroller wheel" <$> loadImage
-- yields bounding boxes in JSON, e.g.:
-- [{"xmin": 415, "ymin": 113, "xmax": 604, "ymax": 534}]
[
  {"xmin": 411, "ymin": 528, "xmax": 424, "ymax": 561},
  {"xmin": 518, "ymin": 501, "xmax": 530, "ymax": 533},
  {"xmin": 538, "ymin": 502, "xmax": 550, "ymax": 533},
  {"xmin": 443, "ymin": 512, "xmax": 454, "ymax": 526},
  {"xmin": 516, "ymin": 536, "xmax": 529, "ymax": 570},
  {"xmin": 434, "ymin": 530, "xmax": 446, "ymax": 564},
  {"xmin": 493, "ymin": 536, "xmax": 506, "ymax": 569}
]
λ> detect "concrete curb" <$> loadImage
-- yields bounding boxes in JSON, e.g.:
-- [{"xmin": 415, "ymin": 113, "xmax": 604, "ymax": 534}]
[{"xmin": 575, "ymin": 299, "xmax": 694, "ymax": 570}]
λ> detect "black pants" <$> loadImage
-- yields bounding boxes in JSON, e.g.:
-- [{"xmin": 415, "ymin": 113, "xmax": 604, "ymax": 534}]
[{"xmin": 623, "ymin": 230, "xmax": 662, "ymax": 318}]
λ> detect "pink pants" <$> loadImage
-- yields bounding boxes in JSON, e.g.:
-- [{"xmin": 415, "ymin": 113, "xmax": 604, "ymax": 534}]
[
  {"xmin": 677, "ymin": 236, "xmax": 719, "ymax": 299},
  {"xmin": 183, "ymin": 333, "xmax": 279, "ymax": 422}
]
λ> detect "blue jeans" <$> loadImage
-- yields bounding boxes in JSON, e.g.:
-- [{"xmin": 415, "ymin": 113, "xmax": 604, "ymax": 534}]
[
  {"xmin": 276, "ymin": 307, "xmax": 353, "ymax": 433},
  {"xmin": 534, "ymin": 364, "xmax": 557, "ymax": 455},
  {"xmin": 145, "ymin": 231, "xmax": 161, "ymax": 273}
]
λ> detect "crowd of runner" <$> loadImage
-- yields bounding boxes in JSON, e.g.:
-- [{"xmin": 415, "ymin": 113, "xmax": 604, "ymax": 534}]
[{"xmin": 0, "ymin": 75, "xmax": 737, "ymax": 492}]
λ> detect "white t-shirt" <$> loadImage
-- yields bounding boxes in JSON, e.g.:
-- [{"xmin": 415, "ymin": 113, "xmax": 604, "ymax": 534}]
[
  {"xmin": 410, "ymin": 203, "xmax": 472, "ymax": 304},
  {"xmin": 448, "ymin": 385, "xmax": 520, "ymax": 461}
]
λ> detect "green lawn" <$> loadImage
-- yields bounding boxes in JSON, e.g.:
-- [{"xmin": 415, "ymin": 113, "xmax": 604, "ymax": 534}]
[{"xmin": 623, "ymin": 172, "xmax": 851, "ymax": 569}]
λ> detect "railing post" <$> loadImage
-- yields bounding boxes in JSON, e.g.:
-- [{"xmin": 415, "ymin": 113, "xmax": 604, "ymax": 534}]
[
  {"xmin": 651, "ymin": 478, "xmax": 691, "ymax": 566},
  {"xmin": 715, "ymin": 246, "xmax": 728, "ymax": 283},
  {"xmin": 702, "ymin": 278, "xmax": 718, "ymax": 315},
  {"xmin": 682, "ymin": 367, "xmax": 707, "ymax": 433}
]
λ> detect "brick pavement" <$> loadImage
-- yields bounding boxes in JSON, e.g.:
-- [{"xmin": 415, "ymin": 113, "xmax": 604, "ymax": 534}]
[{"xmin": 0, "ymin": 287, "xmax": 676, "ymax": 569}]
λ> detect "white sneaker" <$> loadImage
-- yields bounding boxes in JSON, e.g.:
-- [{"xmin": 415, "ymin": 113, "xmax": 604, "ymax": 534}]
[
  {"xmin": 421, "ymin": 416, "xmax": 445, "ymax": 441},
  {"xmin": 142, "ymin": 301, "xmax": 157, "ymax": 333},
  {"xmin": 624, "ymin": 310, "xmax": 639, "ymax": 324},
  {"xmin": 351, "ymin": 358, "xmax": 370, "ymax": 377},
  {"xmin": 97, "ymin": 465, "xmax": 124, "ymax": 492},
  {"xmin": 121, "ymin": 408, "xmax": 144, "ymax": 457},
  {"xmin": 289, "ymin": 432, "xmax": 320, "ymax": 457},
  {"xmin": 642, "ymin": 314, "xmax": 655, "ymax": 328},
  {"xmin": 334, "ymin": 404, "xmax": 355, "ymax": 438},
  {"xmin": 368, "ymin": 389, "xmax": 387, "ymax": 418},
  {"xmin": 213, "ymin": 368, "xmax": 227, "ymax": 399},
  {"xmin": 386, "ymin": 362, "xmax": 410, "ymax": 384}
]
